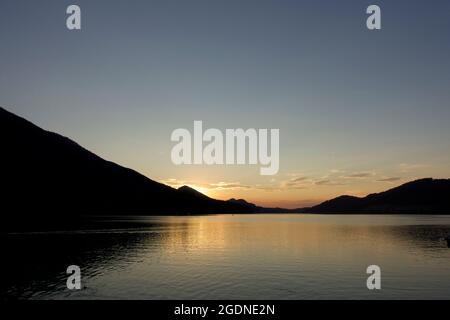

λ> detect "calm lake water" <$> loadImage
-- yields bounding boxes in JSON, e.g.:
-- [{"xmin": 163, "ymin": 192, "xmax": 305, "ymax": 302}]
[{"xmin": 3, "ymin": 214, "xmax": 450, "ymax": 300}]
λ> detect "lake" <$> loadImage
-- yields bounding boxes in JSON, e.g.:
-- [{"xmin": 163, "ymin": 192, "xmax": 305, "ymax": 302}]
[{"xmin": 3, "ymin": 214, "xmax": 450, "ymax": 300}]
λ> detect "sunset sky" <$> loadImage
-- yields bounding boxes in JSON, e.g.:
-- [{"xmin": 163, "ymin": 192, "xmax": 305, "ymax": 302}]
[{"xmin": 1, "ymin": 0, "xmax": 450, "ymax": 208}]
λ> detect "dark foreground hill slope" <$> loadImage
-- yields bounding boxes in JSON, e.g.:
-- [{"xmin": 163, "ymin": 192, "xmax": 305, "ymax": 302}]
[{"xmin": 1, "ymin": 107, "xmax": 258, "ymax": 229}]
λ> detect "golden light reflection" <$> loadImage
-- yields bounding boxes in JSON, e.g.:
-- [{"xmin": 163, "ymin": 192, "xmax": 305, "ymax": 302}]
[{"xmin": 156, "ymin": 215, "xmax": 432, "ymax": 265}]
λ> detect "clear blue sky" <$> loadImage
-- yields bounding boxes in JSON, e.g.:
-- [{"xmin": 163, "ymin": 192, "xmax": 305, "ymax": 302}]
[{"xmin": 1, "ymin": 0, "xmax": 449, "ymax": 207}]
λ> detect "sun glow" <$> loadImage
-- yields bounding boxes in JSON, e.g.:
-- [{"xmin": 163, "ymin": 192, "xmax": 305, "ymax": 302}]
[{"xmin": 188, "ymin": 185, "xmax": 212, "ymax": 197}]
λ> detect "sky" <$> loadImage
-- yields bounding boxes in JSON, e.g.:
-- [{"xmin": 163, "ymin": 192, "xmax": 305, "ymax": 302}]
[{"xmin": 1, "ymin": 0, "xmax": 450, "ymax": 208}]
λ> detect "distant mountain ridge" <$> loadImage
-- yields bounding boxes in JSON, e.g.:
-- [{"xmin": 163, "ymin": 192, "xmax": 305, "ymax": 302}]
[
  {"xmin": 305, "ymin": 178, "xmax": 450, "ymax": 214},
  {"xmin": 1, "ymin": 106, "xmax": 449, "ymax": 231}
]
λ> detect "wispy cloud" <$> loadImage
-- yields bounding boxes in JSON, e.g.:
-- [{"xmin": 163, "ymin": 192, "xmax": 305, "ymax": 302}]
[
  {"xmin": 376, "ymin": 177, "xmax": 401, "ymax": 182},
  {"xmin": 163, "ymin": 179, "xmax": 254, "ymax": 190},
  {"xmin": 209, "ymin": 182, "xmax": 252, "ymax": 190},
  {"xmin": 290, "ymin": 176, "xmax": 309, "ymax": 182},
  {"xmin": 281, "ymin": 173, "xmax": 350, "ymax": 188},
  {"xmin": 315, "ymin": 179, "xmax": 345, "ymax": 186},
  {"xmin": 162, "ymin": 167, "xmax": 403, "ymax": 201},
  {"xmin": 281, "ymin": 175, "xmax": 312, "ymax": 189},
  {"xmin": 342, "ymin": 171, "xmax": 375, "ymax": 179}
]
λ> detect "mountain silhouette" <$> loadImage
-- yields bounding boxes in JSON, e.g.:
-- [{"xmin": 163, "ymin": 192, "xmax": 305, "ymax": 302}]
[
  {"xmin": 1, "ymin": 107, "xmax": 261, "ymax": 230},
  {"xmin": 1, "ymin": 107, "xmax": 449, "ymax": 231},
  {"xmin": 306, "ymin": 178, "xmax": 450, "ymax": 213}
]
